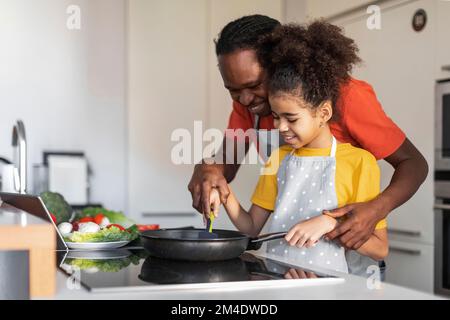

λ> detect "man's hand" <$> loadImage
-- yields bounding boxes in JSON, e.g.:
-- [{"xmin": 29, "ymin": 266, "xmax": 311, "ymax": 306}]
[
  {"xmin": 188, "ymin": 163, "xmax": 230, "ymax": 216},
  {"xmin": 323, "ymin": 201, "xmax": 384, "ymax": 250}
]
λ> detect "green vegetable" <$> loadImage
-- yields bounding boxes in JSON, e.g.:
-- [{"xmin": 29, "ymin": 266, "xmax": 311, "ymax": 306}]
[
  {"xmin": 68, "ymin": 224, "xmax": 139, "ymax": 243},
  {"xmin": 40, "ymin": 191, "xmax": 72, "ymax": 223},
  {"xmin": 76, "ymin": 207, "xmax": 135, "ymax": 228}
]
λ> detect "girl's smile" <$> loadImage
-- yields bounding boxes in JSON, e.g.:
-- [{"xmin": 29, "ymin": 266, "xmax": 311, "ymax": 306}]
[{"xmin": 281, "ymin": 133, "xmax": 298, "ymax": 145}]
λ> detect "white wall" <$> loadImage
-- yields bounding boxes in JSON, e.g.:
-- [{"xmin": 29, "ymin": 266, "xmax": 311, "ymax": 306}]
[{"xmin": 0, "ymin": 0, "xmax": 127, "ymax": 210}]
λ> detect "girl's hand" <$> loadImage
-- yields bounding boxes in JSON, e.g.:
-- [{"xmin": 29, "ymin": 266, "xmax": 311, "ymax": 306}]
[
  {"xmin": 284, "ymin": 268, "xmax": 318, "ymax": 279},
  {"xmin": 208, "ymin": 188, "xmax": 221, "ymax": 219},
  {"xmin": 285, "ymin": 215, "xmax": 338, "ymax": 248}
]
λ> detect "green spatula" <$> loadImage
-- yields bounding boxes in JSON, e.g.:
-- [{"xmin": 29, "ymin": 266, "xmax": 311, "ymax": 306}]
[{"xmin": 199, "ymin": 212, "xmax": 218, "ymax": 239}]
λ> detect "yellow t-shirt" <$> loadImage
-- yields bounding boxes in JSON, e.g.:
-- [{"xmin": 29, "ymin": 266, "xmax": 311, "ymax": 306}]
[{"xmin": 251, "ymin": 143, "xmax": 387, "ymax": 230}]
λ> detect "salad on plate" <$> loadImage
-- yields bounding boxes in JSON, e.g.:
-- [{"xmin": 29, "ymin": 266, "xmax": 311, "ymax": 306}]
[
  {"xmin": 40, "ymin": 192, "xmax": 160, "ymax": 249},
  {"xmin": 59, "ymin": 208, "xmax": 139, "ymax": 244}
]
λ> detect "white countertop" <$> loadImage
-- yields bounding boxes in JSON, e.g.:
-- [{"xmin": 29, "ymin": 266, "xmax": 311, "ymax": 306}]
[
  {"xmin": 47, "ymin": 251, "xmax": 443, "ymax": 300},
  {"xmin": 0, "ymin": 198, "xmax": 443, "ymax": 300}
]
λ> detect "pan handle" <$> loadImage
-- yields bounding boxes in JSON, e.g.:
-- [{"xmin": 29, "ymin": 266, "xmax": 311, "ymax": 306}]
[{"xmin": 247, "ymin": 232, "xmax": 288, "ymax": 251}]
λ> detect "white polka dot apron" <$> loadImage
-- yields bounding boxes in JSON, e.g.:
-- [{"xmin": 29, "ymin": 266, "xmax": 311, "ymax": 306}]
[{"xmin": 266, "ymin": 136, "xmax": 348, "ymax": 273}]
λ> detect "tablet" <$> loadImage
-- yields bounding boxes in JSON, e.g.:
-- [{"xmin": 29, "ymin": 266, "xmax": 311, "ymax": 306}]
[{"xmin": 0, "ymin": 192, "xmax": 68, "ymax": 250}]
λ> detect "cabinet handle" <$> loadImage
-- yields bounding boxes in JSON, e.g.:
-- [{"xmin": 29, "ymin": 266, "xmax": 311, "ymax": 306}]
[
  {"xmin": 389, "ymin": 246, "xmax": 421, "ymax": 256},
  {"xmin": 442, "ymin": 65, "xmax": 450, "ymax": 72},
  {"xmin": 387, "ymin": 228, "xmax": 421, "ymax": 237},
  {"xmin": 434, "ymin": 204, "xmax": 450, "ymax": 210}
]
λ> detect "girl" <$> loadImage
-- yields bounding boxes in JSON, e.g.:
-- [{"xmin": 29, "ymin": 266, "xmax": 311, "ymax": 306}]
[{"xmin": 209, "ymin": 21, "xmax": 388, "ymax": 274}]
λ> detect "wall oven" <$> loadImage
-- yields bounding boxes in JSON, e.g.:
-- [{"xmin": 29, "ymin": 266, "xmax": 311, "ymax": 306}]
[
  {"xmin": 435, "ymin": 80, "xmax": 450, "ymax": 173},
  {"xmin": 435, "ymin": 199, "xmax": 450, "ymax": 296},
  {"xmin": 435, "ymin": 79, "xmax": 450, "ymax": 296}
]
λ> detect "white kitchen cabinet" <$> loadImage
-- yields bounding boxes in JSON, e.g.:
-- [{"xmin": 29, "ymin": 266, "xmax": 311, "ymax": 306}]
[
  {"xmin": 127, "ymin": 0, "xmax": 284, "ymax": 228},
  {"xmin": 385, "ymin": 240, "xmax": 434, "ymax": 293},
  {"xmin": 307, "ymin": 0, "xmax": 375, "ymax": 19},
  {"xmin": 436, "ymin": 0, "xmax": 450, "ymax": 80},
  {"xmin": 332, "ymin": 0, "xmax": 436, "ymax": 246},
  {"xmin": 284, "ymin": 0, "xmax": 380, "ymax": 22},
  {"xmin": 127, "ymin": 0, "xmax": 209, "ymax": 226}
]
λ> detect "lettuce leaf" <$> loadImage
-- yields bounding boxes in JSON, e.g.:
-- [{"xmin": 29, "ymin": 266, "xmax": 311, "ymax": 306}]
[
  {"xmin": 75, "ymin": 207, "xmax": 136, "ymax": 228},
  {"xmin": 68, "ymin": 225, "xmax": 139, "ymax": 243}
]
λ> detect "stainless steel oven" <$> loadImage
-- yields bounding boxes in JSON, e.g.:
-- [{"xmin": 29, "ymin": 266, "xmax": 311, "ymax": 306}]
[
  {"xmin": 435, "ymin": 80, "xmax": 450, "ymax": 172},
  {"xmin": 435, "ymin": 79, "xmax": 450, "ymax": 296},
  {"xmin": 434, "ymin": 199, "xmax": 450, "ymax": 296}
]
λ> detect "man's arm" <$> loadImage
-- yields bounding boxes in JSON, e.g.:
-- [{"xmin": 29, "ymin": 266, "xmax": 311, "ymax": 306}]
[
  {"xmin": 376, "ymin": 138, "xmax": 429, "ymax": 216},
  {"xmin": 325, "ymin": 138, "xmax": 428, "ymax": 250}
]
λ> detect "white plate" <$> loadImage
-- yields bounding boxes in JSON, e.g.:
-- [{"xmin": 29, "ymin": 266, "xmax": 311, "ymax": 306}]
[
  {"xmin": 65, "ymin": 241, "xmax": 131, "ymax": 250},
  {"xmin": 65, "ymin": 249, "xmax": 133, "ymax": 259}
]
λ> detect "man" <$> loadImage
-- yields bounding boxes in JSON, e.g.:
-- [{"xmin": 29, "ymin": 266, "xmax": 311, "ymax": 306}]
[{"xmin": 188, "ymin": 15, "xmax": 428, "ymax": 250}]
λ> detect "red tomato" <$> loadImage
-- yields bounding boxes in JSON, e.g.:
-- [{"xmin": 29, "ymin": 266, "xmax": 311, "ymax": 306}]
[
  {"xmin": 106, "ymin": 224, "xmax": 126, "ymax": 231},
  {"xmin": 137, "ymin": 224, "xmax": 160, "ymax": 232},
  {"xmin": 94, "ymin": 214, "xmax": 105, "ymax": 225},
  {"xmin": 49, "ymin": 213, "xmax": 57, "ymax": 224},
  {"xmin": 79, "ymin": 217, "xmax": 95, "ymax": 223}
]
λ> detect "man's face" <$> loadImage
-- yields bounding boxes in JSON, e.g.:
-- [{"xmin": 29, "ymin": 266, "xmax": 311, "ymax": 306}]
[{"xmin": 218, "ymin": 49, "xmax": 271, "ymax": 117}]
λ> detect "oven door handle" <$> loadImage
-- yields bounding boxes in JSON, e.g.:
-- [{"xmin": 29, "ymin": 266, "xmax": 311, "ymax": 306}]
[
  {"xmin": 389, "ymin": 246, "xmax": 421, "ymax": 256},
  {"xmin": 434, "ymin": 204, "xmax": 450, "ymax": 210},
  {"xmin": 387, "ymin": 228, "xmax": 421, "ymax": 237}
]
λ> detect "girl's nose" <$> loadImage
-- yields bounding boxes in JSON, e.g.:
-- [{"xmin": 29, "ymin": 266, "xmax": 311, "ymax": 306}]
[{"xmin": 278, "ymin": 121, "xmax": 289, "ymax": 132}]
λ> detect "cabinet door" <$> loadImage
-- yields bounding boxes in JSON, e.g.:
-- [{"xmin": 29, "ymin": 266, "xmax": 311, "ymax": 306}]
[
  {"xmin": 306, "ymin": 0, "xmax": 375, "ymax": 19},
  {"xmin": 385, "ymin": 240, "xmax": 434, "ymax": 293},
  {"xmin": 336, "ymin": 0, "xmax": 435, "ymax": 244},
  {"xmin": 127, "ymin": 0, "xmax": 208, "ymax": 225},
  {"xmin": 127, "ymin": 0, "xmax": 284, "ymax": 227},
  {"xmin": 436, "ymin": 0, "xmax": 450, "ymax": 80}
]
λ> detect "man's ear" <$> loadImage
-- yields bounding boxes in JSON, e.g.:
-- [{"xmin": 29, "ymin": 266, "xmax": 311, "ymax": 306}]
[{"xmin": 319, "ymin": 101, "xmax": 333, "ymax": 123}]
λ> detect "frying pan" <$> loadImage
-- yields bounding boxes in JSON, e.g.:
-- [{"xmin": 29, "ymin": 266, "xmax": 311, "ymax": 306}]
[{"xmin": 140, "ymin": 228, "xmax": 287, "ymax": 262}]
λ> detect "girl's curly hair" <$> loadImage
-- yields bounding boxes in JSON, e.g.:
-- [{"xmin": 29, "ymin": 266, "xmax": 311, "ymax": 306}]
[{"xmin": 258, "ymin": 21, "xmax": 361, "ymax": 115}]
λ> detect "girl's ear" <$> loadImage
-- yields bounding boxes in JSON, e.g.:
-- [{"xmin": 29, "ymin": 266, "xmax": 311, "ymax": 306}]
[{"xmin": 318, "ymin": 101, "xmax": 333, "ymax": 123}]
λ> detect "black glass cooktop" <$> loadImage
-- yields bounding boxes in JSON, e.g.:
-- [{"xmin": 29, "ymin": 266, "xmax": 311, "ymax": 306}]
[{"xmin": 57, "ymin": 249, "xmax": 342, "ymax": 293}]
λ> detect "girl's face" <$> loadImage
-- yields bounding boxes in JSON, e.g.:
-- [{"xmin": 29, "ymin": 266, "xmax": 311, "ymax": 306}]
[{"xmin": 269, "ymin": 94, "xmax": 331, "ymax": 149}]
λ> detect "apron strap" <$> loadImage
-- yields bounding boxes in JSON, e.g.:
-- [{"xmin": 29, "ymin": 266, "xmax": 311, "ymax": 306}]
[
  {"xmin": 254, "ymin": 115, "xmax": 260, "ymax": 130},
  {"xmin": 330, "ymin": 136, "xmax": 337, "ymax": 158},
  {"xmin": 288, "ymin": 136, "xmax": 337, "ymax": 157}
]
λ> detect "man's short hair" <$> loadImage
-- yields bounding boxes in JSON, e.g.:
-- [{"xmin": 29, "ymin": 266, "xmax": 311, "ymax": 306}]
[{"xmin": 215, "ymin": 14, "xmax": 281, "ymax": 56}]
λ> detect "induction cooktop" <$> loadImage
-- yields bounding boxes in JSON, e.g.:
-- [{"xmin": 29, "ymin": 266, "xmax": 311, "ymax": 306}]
[{"xmin": 57, "ymin": 249, "xmax": 344, "ymax": 293}]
